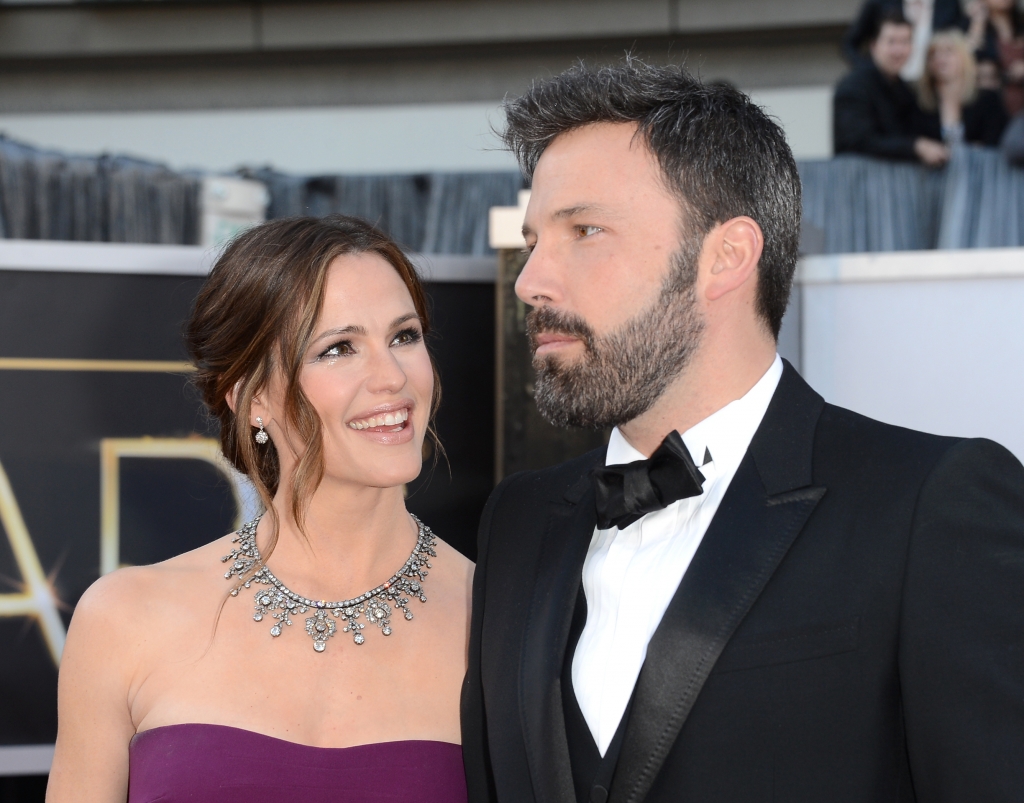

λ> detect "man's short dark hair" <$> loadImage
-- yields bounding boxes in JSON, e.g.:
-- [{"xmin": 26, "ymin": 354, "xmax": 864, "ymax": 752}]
[
  {"xmin": 501, "ymin": 58, "xmax": 801, "ymax": 339},
  {"xmin": 869, "ymin": 8, "xmax": 911, "ymax": 42}
]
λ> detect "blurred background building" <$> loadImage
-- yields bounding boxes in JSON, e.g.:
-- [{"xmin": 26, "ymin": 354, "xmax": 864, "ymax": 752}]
[{"xmin": 0, "ymin": 0, "xmax": 842, "ymax": 174}]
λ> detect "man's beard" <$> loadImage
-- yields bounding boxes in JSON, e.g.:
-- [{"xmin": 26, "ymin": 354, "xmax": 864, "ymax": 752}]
[{"xmin": 526, "ymin": 244, "xmax": 705, "ymax": 430}]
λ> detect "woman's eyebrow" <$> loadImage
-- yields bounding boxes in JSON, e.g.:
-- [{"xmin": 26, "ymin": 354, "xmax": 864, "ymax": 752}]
[
  {"xmin": 390, "ymin": 313, "xmax": 421, "ymax": 329},
  {"xmin": 312, "ymin": 313, "xmax": 420, "ymax": 344},
  {"xmin": 312, "ymin": 324, "xmax": 366, "ymax": 344}
]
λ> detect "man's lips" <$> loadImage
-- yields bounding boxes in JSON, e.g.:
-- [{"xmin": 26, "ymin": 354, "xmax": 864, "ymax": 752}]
[{"xmin": 534, "ymin": 333, "xmax": 583, "ymax": 355}]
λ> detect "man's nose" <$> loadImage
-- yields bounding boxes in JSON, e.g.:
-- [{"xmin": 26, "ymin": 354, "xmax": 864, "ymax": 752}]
[{"xmin": 515, "ymin": 243, "xmax": 560, "ymax": 307}]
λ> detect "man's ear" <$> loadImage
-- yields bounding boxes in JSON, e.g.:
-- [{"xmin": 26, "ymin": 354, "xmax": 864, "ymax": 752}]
[{"xmin": 704, "ymin": 216, "xmax": 764, "ymax": 302}]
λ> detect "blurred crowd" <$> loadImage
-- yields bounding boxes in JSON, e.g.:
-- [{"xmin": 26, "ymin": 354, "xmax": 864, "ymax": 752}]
[{"xmin": 834, "ymin": 0, "xmax": 1024, "ymax": 165}]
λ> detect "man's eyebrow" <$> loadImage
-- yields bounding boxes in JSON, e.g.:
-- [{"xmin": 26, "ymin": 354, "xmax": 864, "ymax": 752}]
[
  {"xmin": 523, "ymin": 204, "xmax": 613, "ymax": 239},
  {"xmin": 551, "ymin": 203, "xmax": 610, "ymax": 221}
]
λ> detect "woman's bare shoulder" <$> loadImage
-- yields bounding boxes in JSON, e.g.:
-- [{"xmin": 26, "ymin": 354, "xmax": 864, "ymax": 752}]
[{"xmin": 69, "ymin": 532, "xmax": 240, "ymax": 646}]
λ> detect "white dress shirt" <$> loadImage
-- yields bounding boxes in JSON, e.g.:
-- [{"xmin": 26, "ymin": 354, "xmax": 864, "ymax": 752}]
[{"xmin": 571, "ymin": 354, "xmax": 784, "ymax": 755}]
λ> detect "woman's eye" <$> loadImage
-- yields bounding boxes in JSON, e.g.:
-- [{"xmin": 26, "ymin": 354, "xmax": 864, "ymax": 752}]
[
  {"xmin": 391, "ymin": 328, "xmax": 423, "ymax": 347},
  {"xmin": 317, "ymin": 341, "xmax": 353, "ymax": 361},
  {"xmin": 575, "ymin": 225, "xmax": 602, "ymax": 238}
]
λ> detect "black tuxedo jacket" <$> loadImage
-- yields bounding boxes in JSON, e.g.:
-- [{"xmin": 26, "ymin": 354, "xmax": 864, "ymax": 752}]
[{"xmin": 461, "ymin": 363, "xmax": 1024, "ymax": 803}]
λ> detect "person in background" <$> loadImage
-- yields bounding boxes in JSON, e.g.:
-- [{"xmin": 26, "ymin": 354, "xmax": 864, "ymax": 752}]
[
  {"xmin": 967, "ymin": 0, "xmax": 1024, "ymax": 115},
  {"xmin": 968, "ymin": 0, "xmax": 1024, "ymax": 162},
  {"xmin": 918, "ymin": 29, "xmax": 1010, "ymax": 144},
  {"xmin": 835, "ymin": 10, "xmax": 951, "ymax": 164},
  {"xmin": 844, "ymin": 0, "xmax": 969, "ymax": 80}
]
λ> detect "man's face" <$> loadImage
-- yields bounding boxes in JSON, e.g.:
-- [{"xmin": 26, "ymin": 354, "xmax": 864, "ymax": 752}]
[
  {"xmin": 870, "ymin": 22, "xmax": 914, "ymax": 78},
  {"xmin": 516, "ymin": 122, "xmax": 705, "ymax": 429}
]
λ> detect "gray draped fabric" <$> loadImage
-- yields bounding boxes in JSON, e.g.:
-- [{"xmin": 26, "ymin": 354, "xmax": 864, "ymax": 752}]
[
  {"xmin": 250, "ymin": 168, "xmax": 524, "ymax": 255},
  {"xmin": 3, "ymin": 132, "xmax": 1021, "ymax": 255},
  {"xmin": 0, "ymin": 135, "xmax": 200, "ymax": 245},
  {"xmin": 420, "ymin": 172, "xmax": 525, "ymax": 255},
  {"xmin": 251, "ymin": 169, "xmax": 431, "ymax": 251},
  {"xmin": 799, "ymin": 146, "xmax": 1024, "ymax": 253}
]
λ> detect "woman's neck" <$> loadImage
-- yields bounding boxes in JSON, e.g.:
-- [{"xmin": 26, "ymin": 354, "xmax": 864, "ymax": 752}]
[
  {"xmin": 936, "ymin": 78, "xmax": 965, "ymax": 125},
  {"xmin": 259, "ymin": 481, "xmax": 415, "ymax": 601}
]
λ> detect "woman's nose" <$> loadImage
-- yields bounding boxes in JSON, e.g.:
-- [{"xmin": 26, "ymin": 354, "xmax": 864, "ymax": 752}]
[{"xmin": 365, "ymin": 347, "xmax": 407, "ymax": 394}]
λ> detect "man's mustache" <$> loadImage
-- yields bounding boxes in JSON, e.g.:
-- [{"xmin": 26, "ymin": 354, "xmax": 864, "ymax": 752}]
[{"xmin": 525, "ymin": 307, "xmax": 596, "ymax": 353}]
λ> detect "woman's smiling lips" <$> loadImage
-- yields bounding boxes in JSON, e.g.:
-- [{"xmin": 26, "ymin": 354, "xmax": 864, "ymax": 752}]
[
  {"xmin": 346, "ymin": 401, "xmax": 415, "ymax": 445},
  {"xmin": 534, "ymin": 332, "xmax": 582, "ymax": 355}
]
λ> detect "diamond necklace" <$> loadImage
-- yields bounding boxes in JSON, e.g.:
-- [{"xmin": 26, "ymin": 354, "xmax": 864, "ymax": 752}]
[{"xmin": 222, "ymin": 515, "xmax": 437, "ymax": 652}]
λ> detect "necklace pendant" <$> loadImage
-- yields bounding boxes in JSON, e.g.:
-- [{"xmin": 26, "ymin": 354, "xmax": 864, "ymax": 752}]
[{"xmin": 306, "ymin": 608, "xmax": 337, "ymax": 652}]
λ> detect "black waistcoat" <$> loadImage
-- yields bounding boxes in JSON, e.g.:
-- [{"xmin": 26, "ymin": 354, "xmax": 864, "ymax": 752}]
[{"xmin": 561, "ymin": 588, "xmax": 632, "ymax": 803}]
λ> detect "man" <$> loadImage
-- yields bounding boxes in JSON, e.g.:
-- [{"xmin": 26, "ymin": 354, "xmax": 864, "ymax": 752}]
[
  {"xmin": 462, "ymin": 60, "xmax": 1024, "ymax": 803},
  {"xmin": 834, "ymin": 10, "xmax": 950, "ymax": 164},
  {"xmin": 843, "ymin": 0, "xmax": 969, "ymax": 79}
]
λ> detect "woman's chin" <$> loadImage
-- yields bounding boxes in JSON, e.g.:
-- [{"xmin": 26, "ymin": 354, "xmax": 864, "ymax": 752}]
[{"xmin": 326, "ymin": 453, "xmax": 424, "ymax": 491}]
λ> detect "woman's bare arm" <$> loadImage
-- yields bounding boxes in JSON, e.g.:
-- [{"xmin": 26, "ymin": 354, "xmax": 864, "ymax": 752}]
[{"xmin": 47, "ymin": 570, "xmax": 146, "ymax": 803}]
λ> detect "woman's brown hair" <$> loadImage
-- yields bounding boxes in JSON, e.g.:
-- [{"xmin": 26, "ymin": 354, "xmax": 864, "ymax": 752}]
[{"xmin": 185, "ymin": 215, "xmax": 439, "ymax": 556}]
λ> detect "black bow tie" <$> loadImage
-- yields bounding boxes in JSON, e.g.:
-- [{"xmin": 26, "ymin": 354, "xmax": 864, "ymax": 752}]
[{"xmin": 591, "ymin": 431, "xmax": 706, "ymax": 530}]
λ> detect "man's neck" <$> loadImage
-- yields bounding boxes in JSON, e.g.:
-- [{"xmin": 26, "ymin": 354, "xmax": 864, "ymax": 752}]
[{"xmin": 618, "ymin": 339, "xmax": 777, "ymax": 457}]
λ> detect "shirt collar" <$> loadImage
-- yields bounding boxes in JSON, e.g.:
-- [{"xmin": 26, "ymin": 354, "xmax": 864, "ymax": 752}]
[{"xmin": 605, "ymin": 354, "xmax": 784, "ymax": 478}]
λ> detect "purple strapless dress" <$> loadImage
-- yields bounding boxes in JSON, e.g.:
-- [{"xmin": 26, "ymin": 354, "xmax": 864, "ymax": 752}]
[{"xmin": 128, "ymin": 723, "xmax": 468, "ymax": 803}]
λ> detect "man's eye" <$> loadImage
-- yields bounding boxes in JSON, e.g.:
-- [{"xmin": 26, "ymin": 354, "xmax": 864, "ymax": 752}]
[{"xmin": 575, "ymin": 225, "xmax": 602, "ymax": 238}]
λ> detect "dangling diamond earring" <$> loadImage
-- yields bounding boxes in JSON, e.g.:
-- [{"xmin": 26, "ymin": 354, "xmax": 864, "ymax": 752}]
[{"xmin": 254, "ymin": 417, "xmax": 269, "ymax": 445}]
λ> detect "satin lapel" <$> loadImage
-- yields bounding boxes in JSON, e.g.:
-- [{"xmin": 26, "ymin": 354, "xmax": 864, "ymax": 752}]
[
  {"xmin": 608, "ymin": 362, "xmax": 827, "ymax": 803},
  {"xmin": 519, "ymin": 477, "xmax": 599, "ymax": 803}
]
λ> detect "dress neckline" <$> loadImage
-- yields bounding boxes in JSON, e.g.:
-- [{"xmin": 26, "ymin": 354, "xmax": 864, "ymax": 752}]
[{"xmin": 131, "ymin": 721, "xmax": 461, "ymax": 752}]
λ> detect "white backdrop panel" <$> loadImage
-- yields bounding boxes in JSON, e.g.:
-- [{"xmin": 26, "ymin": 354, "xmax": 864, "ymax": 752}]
[{"xmin": 802, "ymin": 262, "xmax": 1024, "ymax": 463}]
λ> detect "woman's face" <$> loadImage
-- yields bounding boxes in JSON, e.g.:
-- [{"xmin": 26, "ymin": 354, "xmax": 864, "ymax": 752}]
[
  {"xmin": 263, "ymin": 252, "xmax": 434, "ymax": 492},
  {"xmin": 928, "ymin": 40, "xmax": 964, "ymax": 83}
]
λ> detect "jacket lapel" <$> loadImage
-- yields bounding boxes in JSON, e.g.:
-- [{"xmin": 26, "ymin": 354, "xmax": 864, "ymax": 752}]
[
  {"xmin": 519, "ymin": 456, "xmax": 603, "ymax": 803},
  {"xmin": 608, "ymin": 362, "xmax": 828, "ymax": 803}
]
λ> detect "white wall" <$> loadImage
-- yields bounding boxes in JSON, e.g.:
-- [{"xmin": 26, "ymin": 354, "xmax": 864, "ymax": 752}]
[
  {"xmin": 749, "ymin": 86, "xmax": 833, "ymax": 160},
  {"xmin": 800, "ymin": 249, "xmax": 1024, "ymax": 464},
  {"xmin": 0, "ymin": 86, "xmax": 832, "ymax": 175}
]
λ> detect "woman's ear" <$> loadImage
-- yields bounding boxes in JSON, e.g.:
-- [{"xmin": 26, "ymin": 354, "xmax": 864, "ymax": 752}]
[
  {"xmin": 226, "ymin": 380, "xmax": 242, "ymax": 415},
  {"xmin": 226, "ymin": 380, "xmax": 267, "ymax": 428}
]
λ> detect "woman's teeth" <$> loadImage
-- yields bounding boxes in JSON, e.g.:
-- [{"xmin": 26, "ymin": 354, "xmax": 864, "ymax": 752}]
[{"xmin": 348, "ymin": 409, "xmax": 410, "ymax": 430}]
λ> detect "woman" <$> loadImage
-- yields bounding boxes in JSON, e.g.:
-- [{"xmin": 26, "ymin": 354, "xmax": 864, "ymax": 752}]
[
  {"xmin": 918, "ymin": 28, "xmax": 1009, "ymax": 145},
  {"xmin": 967, "ymin": 0, "xmax": 1024, "ymax": 116},
  {"xmin": 46, "ymin": 216, "xmax": 473, "ymax": 802}
]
